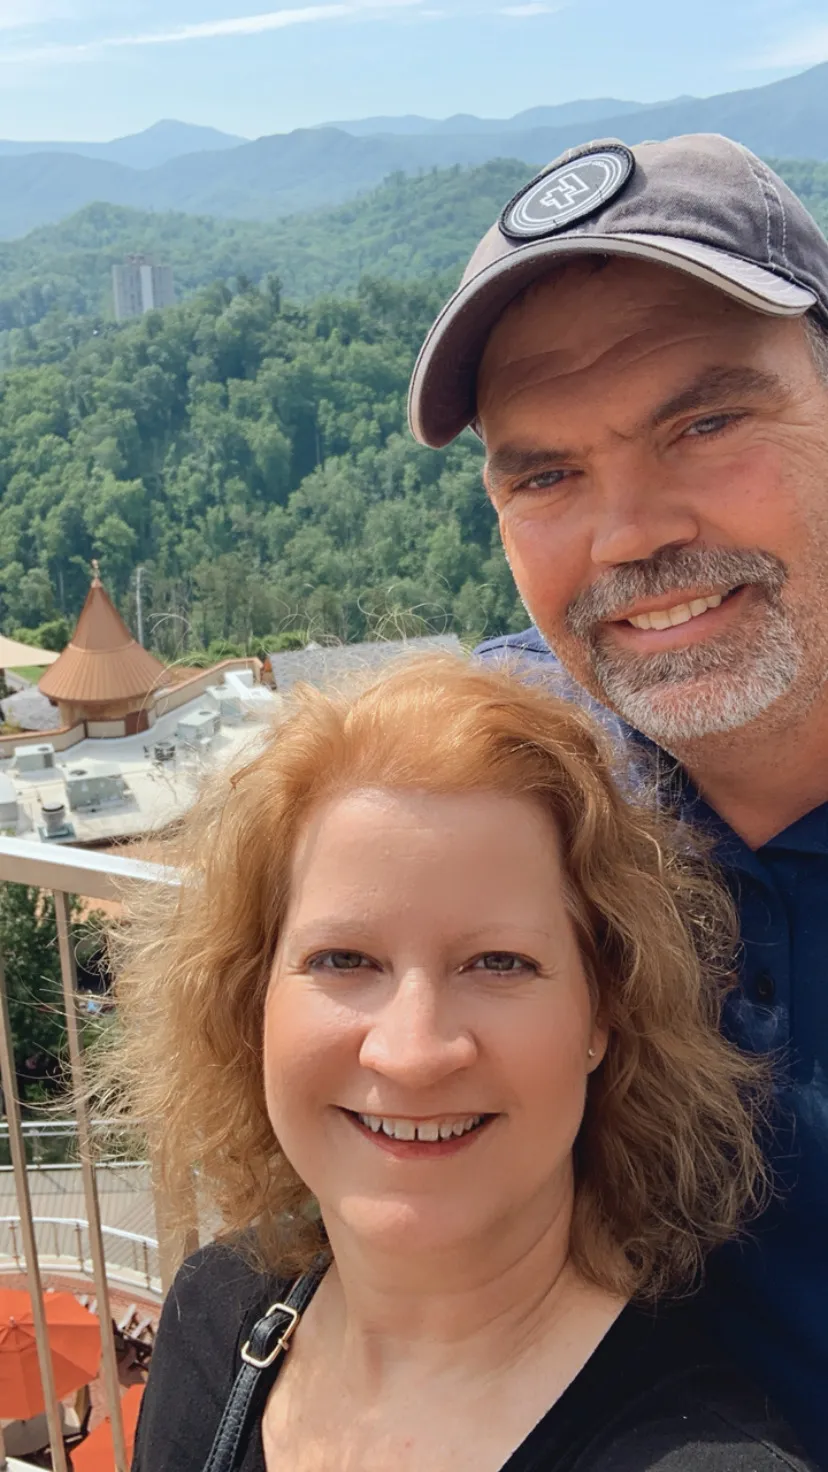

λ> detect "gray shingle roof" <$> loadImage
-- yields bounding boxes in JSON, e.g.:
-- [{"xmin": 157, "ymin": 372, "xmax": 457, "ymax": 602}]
[
  {"xmin": 1, "ymin": 687, "xmax": 59, "ymax": 732},
  {"xmin": 265, "ymin": 635, "xmax": 463, "ymax": 693}
]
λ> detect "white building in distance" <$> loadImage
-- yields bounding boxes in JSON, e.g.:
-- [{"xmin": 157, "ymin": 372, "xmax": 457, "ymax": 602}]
[{"xmin": 112, "ymin": 254, "xmax": 175, "ymax": 321}]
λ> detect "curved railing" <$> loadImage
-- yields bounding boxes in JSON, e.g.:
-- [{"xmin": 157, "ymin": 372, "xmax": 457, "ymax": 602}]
[
  {"xmin": 0, "ymin": 1214, "xmax": 161, "ymax": 1294},
  {"xmin": 0, "ymin": 834, "xmax": 189, "ymax": 1470}
]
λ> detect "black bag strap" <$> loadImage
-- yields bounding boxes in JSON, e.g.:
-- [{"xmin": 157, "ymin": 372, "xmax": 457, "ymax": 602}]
[{"xmin": 201, "ymin": 1259, "xmax": 327, "ymax": 1472}]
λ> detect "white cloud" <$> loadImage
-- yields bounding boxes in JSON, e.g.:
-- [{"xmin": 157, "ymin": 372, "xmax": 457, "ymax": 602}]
[
  {"xmin": 0, "ymin": 1, "xmax": 426, "ymax": 62},
  {"xmin": 111, "ymin": 7, "xmax": 357, "ymax": 46},
  {"xmin": 0, "ymin": 0, "xmax": 424, "ymax": 61},
  {"xmin": 0, "ymin": 0, "xmax": 78, "ymax": 27},
  {"xmin": 743, "ymin": 19, "xmax": 828, "ymax": 68}
]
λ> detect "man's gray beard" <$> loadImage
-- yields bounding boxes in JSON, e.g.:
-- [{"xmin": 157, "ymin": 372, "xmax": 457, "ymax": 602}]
[{"xmin": 564, "ymin": 548, "xmax": 802, "ymax": 744}]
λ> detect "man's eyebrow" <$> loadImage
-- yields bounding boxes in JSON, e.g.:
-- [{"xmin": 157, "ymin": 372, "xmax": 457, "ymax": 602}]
[
  {"xmin": 485, "ymin": 444, "xmax": 574, "ymax": 487},
  {"xmin": 484, "ymin": 368, "xmax": 789, "ymax": 486},
  {"xmin": 649, "ymin": 366, "xmax": 789, "ymax": 429}
]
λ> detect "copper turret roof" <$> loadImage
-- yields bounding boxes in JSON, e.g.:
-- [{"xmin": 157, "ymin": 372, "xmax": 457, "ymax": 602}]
[{"xmin": 39, "ymin": 565, "xmax": 167, "ymax": 707}]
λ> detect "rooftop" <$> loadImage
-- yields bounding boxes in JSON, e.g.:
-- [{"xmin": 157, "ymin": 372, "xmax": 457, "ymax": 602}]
[
  {"xmin": 0, "ymin": 634, "xmax": 60, "ymax": 668},
  {"xmin": 3, "ymin": 676, "xmax": 282, "ymax": 846},
  {"xmin": 265, "ymin": 633, "xmax": 462, "ymax": 691},
  {"xmin": 38, "ymin": 572, "xmax": 167, "ymax": 708}
]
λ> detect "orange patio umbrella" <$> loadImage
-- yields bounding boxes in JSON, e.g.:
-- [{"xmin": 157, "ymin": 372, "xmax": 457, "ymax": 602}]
[
  {"xmin": 0, "ymin": 1288, "xmax": 101, "ymax": 1419},
  {"xmin": 71, "ymin": 1382, "xmax": 145, "ymax": 1471}
]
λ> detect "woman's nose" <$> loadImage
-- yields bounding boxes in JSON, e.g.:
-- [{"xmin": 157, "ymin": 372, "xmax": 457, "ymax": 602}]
[{"xmin": 357, "ymin": 972, "xmax": 477, "ymax": 1086}]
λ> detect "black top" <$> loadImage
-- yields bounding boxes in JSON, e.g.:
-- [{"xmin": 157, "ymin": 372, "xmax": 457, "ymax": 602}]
[
  {"xmin": 133, "ymin": 1244, "xmax": 817, "ymax": 1472},
  {"xmin": 475, "ymin": 627, "xmax": 828, "ymax": 1469}
]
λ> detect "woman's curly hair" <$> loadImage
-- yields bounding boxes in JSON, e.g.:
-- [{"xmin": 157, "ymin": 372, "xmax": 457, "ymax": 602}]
[{"xmin": 95, "ymin": 653, "xmax": 769, "ymax": 1300}]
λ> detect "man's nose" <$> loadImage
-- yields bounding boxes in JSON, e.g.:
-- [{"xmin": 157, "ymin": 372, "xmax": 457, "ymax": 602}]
[
  {"xmin": 358, "ymin": 971, "xmax": 477, "ymax": 1088},
  {"xmin": 589, "ymin": 466, "xmax": 700, "ymax": 567}
]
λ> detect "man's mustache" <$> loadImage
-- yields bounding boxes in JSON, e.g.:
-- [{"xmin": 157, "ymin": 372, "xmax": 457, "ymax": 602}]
[{"xmin": 565, "ymin": 548, "xmax": 787, "ymax": 641}]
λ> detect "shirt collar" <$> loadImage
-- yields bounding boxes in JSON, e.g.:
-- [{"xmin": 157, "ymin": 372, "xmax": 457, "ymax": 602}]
[{"xmin": 626, "ymin": 725, "xmax": 828, "ymax": 861}]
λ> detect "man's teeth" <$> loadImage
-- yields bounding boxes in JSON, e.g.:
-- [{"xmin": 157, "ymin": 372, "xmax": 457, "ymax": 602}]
[
  {"xmin": 357, "ymin": 1114, "xmax": 482, "ymax": 1141},
  {"xmin": 627, "ymin": 592, "xmax": 724, "ymax": 631}
]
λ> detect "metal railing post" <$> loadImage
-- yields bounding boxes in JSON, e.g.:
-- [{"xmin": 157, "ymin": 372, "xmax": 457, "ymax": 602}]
[
  {"xmin": 0, "ymin": 944, "xmax": 69, "ymax": 1472},
  {"xmin": 54, "ymin": 890, "xmax": 128, "ymax": 1472},
  {"xmin": 152, "ymin": 1157, "xmax": 199, "ymax": 1294}
]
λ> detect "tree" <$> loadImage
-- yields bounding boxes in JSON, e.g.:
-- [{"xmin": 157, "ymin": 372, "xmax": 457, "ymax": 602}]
[
  {"xmin": 0, "ymin": 885, "xmax": 107, "ymax": 1104},
  {"xmin": 0, "ymin": 271, "xmax": 526, "ymax": 652},
  {"xmin": 0, "ymin": 886, "xmax": 68, "ymax": 1101}
]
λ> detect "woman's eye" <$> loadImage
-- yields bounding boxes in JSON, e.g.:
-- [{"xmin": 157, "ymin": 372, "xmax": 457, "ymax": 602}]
[
  {"xmin": 683, "ymin": 412, "xmax": 745, "ymax": 439},
  {"xmin": 308, "ymin": 950, "xmax": 371, "ymax": 972},
  {"xmin": 468, "ymin": 952, "xmax": 535, "ymax": 974}
]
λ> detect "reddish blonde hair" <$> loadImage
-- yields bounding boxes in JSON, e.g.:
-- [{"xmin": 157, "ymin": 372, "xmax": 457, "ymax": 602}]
[{"xmin": 99, "ymin": 654, "xmax": 768, "ymax": 1298}]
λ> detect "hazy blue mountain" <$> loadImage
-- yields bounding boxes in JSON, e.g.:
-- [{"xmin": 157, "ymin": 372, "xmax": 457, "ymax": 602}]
[
  {"xmin": 515, "ymin": 62, "xmax": 828, "ymax": 163},
  {"xmin": 2, "ymin": 157, "xmax": 824, "ymax": 339},
  {"xmin": 317, "ymin": 114, "xmax": 456, "ymax": 136},
  {"xmin": 0, "ymin": 119, "xmax": 247, "ymax": 169},
  {"xmin": 0, "ymin": 65, "xmax": 824, "ymax": 239},
  {"xmin": 320, "ymin": 98, "xmax": 654, "ymax": 135}
]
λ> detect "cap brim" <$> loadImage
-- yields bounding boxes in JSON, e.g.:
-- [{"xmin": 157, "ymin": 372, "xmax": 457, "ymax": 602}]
[{"xmin": 408, "ymin": 231, "xmax": 817, "ymax": 448}]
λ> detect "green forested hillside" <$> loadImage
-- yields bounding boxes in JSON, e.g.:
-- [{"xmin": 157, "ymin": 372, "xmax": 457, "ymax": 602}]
[
  {"xmin": 1, "ymin": 153, "xmax": 826, "ymax": 663},
  {"xmin": 2, "ymin": 154, "xmax": 826, "ymax": 334},
  {"xmin": 0, "ymin": 275, "xmax": 523, "ymax": 655},
  {"xmin": 0, "ymin": 161, "xmax": 530, "ymax": 331}
]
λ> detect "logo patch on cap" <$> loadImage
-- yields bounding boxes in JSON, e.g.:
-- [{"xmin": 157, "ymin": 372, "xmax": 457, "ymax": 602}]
[{"xmin": 500, "ymin": 145, "xmax": 634, "ymax": 240}]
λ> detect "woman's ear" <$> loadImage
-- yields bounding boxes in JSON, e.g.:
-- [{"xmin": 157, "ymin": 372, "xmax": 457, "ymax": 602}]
[{"xmin": 587, "ymin": 1015, "xmax": 610, "ymax": 1073}]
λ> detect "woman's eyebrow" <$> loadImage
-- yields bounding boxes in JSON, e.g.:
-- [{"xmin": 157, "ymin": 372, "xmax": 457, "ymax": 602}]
[
  {"xmin": 285, "ymin": 919, "xmax": 368, "ymax": 943},
  {"xmin": 648, "ymin": 365, "xmax": 789, "ymax": 429}
]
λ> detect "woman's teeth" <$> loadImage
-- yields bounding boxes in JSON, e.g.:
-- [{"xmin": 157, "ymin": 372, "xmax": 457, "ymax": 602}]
[
  {"xmin": 626, "ymin": 592, "xmax": 724, "ymax": 631},
  {"xmin": 356, "ymin": 1114, "xmax": 482, "ymax": 1142}
]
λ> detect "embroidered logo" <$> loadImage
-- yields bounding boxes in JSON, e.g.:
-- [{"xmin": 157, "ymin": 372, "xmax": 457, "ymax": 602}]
[{"xmin": 500, "ymin": 147, "xmax": 634, "ymax": 239}]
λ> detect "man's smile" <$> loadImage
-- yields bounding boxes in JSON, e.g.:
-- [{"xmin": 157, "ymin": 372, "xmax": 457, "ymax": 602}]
[{"xmin": 600, "ymin": 585, "xmax": 750, "ymax": 653}]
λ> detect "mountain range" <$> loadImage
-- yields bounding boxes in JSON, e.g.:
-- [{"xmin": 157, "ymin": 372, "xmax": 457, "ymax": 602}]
[
  {"xmin": 0, "ymin": 64, "xmax": 825, "ymax": 240},
  {"xmin": 317, "ymin": 97, "xmax": 677, "ymax": 136},
  {"xmin": 0, "ymin": 98, "xmax": 687, "ymax": 163},
  {"xmin": 0, "ymin": 119, "xmax": 247, "ymax": 171},
  {"xmin": 2, "ymin": 156, "xmax": 825, "ymax": 340}
]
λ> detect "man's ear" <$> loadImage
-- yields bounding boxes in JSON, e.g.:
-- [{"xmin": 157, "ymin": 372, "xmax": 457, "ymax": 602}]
[{"xmin": 481, "ymin": 456, "xmax": 497, "ymax": 508}]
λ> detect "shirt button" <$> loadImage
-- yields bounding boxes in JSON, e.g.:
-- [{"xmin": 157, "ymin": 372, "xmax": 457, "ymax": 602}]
[{"xmin": 755, "ymin": 971, "xmax": 776, "ymax": 1003}]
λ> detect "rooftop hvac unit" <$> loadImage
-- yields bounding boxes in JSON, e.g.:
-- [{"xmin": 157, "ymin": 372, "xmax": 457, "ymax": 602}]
[
  {"xmin": 153, "ymin": 740, "xmax": 176, "ymax": 763},
  {"xmin": 0, "ymin": 774, "xmax": 19, "ymax": 829},
  {"xmin": 15, "ymin": 743, "xmax": 56, "ymax": 773},
  {"xmin": 65, "ymin": 762, "xmax": 128, "ymax": 812},
  {"xmin": 175, "ymin": 708, "xmax": 220, "ymax": 744},
  {"xmin": 40, "ymin": 800, "xmax": 73, "ymax": 840}
]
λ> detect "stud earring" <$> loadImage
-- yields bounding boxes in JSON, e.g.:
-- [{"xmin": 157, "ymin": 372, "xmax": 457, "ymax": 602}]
[{"xmin": 588, "ymin": 1047, "xmax": 596, "ymax": 1058}]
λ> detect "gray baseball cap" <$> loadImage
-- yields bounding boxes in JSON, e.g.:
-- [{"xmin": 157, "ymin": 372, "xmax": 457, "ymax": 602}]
[{"xmin": 408, "ymin": 132, "xmax": 828, "ymax": 448}]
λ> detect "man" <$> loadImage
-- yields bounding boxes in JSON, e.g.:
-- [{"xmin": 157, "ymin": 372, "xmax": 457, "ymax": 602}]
[{"xmin": 408, "ymin": 134, "xmax": 828, "ymax": 1463}]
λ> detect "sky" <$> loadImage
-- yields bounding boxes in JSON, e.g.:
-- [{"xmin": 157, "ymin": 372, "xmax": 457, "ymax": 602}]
[{"xmin": 0, "ymin": 0, "xmax": 825, "ymax": 141}]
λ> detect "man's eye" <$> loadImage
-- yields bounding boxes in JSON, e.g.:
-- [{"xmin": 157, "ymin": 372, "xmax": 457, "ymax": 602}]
[
  {"xmin": 308, "ymin": 950, "xmax": 371, "ymax": 971},
  {"xmin": 514, "ymin": 469, "xmax": 571, "ymax": 492},
  {"xmin": 683, "ymin": 412, "xmax": 745, "ymax": 438},
  {"xmin": 467, "ymin": 952, "xmax": 536, "ymax": 974}
]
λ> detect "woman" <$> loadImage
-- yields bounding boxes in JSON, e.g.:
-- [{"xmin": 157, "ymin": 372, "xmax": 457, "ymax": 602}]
[{"xmin": 107, "ymin": 656, "xmax": 813, "ymax": 1471}]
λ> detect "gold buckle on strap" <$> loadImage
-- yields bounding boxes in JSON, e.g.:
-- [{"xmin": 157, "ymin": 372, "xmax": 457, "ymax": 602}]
[{"xmin": 240, "ymin": 1301, "xmax": 301, "ymax": 1369}]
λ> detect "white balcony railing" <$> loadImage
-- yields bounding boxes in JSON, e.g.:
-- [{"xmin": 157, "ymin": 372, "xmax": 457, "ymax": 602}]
[
  {"xmin": 0, "ymin": 835, "xmax": 195, "ymax": 1472},
  {"xmin": 0, "ymin": 1217, "xmax": 161, "ymax": 1294}
]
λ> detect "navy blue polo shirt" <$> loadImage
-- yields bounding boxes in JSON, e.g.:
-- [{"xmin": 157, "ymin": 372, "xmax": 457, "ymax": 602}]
[{"xmin": 476, "ymin": 628, "xmax": 828, "ymax": 1467}]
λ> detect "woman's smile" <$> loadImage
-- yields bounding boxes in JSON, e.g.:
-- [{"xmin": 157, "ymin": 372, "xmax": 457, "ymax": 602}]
[{"xmin": 341, "ymin": 1108, "xmax": 498, "ymax": 1158}]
